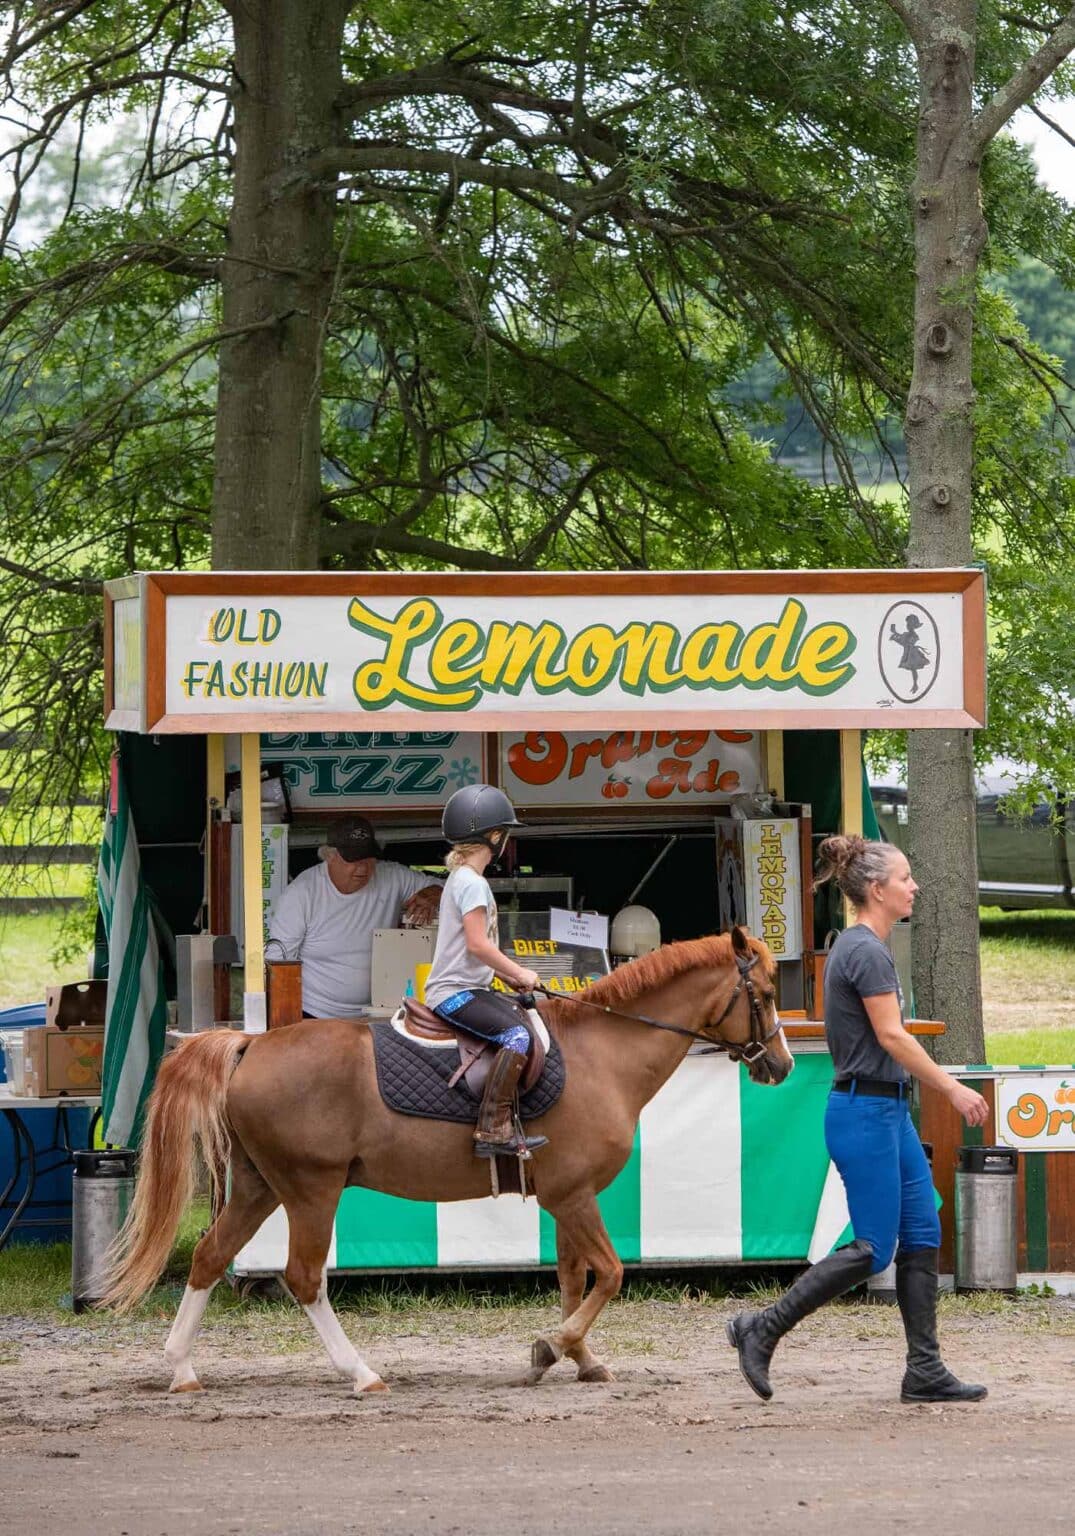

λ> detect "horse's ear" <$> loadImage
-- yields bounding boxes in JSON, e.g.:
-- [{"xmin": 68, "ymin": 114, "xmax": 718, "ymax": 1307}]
[{"xmin": 731, "ymin": 924, "xmax": 751, "ymax": 957}]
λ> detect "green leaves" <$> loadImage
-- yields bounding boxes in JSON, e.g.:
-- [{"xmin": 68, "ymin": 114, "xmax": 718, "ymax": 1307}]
[{"xmin": 0, "ymin": 0, "xmax": 1073, "ymax": 819}]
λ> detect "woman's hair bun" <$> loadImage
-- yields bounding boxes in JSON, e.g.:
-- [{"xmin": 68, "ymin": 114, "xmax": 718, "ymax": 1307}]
[
  {"xmin": 816, "ymin": 834, "xmax": 868, "ymax": 871},
  {"xmin": 814, "ymin": 835, "xmax": 897, "ymax": 905}
]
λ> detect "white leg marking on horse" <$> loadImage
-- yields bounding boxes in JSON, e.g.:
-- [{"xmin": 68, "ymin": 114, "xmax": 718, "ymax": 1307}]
[
  {"xmin": 303, "ymin": 1278, "xmax": 385, "ymax": 1394},
  {"xmin": 164, "ymin": 1283, "xmax": 216, "ymax": 1392}
]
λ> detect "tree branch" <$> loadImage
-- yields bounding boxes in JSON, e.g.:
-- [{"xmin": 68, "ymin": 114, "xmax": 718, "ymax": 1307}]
[
  {"xmin": 337, "ymin": 60, "xmax": 573, "ymax": 120},
  {"xmin": 3, "ymin": 313, "xmax": 293, "ymax": 474},
  {"xmin": 974, "ymin": 7, "xmax": 1075, "ymax": 151},
  {"xmin": 297, "ymin": 146, "xmax": 627, "ymax": 213},
  {"xmin": 998, "ymin": 10, "xmax": 1061, "ymax": 36},
  {"xmin": 0, "ymin": 554, "xmax": 102, "ymax": 597},
  {"xmin": 319, "ymin": 518, "xmax": 520, "ymax": 570},
  {"xmin": 0, "ymin": 241, "xmax": 219, "ymax": 337},
  {"xmin": 1028, "ymin": 98, "xmax": 1075, "ymax": 150},
  {"xmin": 517, "ymin": 462, "xmax": 603, "ymax": 565},
  {"xmin": 0, "ymin": 0, "xmax": 96, "ymax": 72}
]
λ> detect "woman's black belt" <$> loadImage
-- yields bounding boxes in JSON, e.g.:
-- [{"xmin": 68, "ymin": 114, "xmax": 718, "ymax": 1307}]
[{"xmin": 832, "ymin": 1077, "xmax": 910, "ymax": 1098}]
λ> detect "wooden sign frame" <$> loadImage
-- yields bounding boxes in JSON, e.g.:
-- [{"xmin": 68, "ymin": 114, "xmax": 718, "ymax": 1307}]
[{"xmin": 104, "ymin": 568, "xmax": 986, "ymax": 735}]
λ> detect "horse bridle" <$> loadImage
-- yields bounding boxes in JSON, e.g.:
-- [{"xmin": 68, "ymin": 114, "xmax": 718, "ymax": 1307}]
[
  {"xmin": 528, "ymin": 951, "xmax": 783, "ymax": 1066},
  {"xmin": 705, "ymin": 951, "xmax": 784, "ymax": 1065}
]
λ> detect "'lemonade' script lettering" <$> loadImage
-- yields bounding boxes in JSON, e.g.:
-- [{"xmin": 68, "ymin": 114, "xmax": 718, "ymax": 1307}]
[{"xmin": 347, "ymin": 598, "xmax": 855, "ymax": 711}]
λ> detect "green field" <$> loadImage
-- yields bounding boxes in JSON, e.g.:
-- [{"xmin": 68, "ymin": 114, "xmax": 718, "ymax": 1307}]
[
  {"xmin": 0, "ymin": 910, "xmax": 93, "ymax": 1011},
  {"xmin": 1, "ymin": 906, "xmax": 1072, "ymax": 1037}
]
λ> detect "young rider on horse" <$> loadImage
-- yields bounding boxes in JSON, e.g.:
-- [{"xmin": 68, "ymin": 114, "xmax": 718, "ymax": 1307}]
[{"xmin": 424, "ymin": 783, "xmax": 549, "ymax": 1160}]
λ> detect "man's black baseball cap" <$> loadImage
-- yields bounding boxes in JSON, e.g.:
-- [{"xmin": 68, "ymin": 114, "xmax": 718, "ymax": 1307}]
[{"xmin": 331, "ymin": 816, "xmax": 383, "ymax": 862}]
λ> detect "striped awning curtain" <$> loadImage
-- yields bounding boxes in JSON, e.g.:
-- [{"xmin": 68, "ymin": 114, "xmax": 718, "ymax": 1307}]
[{"xmin": 97, "ymin": 753, "xmax": 168, "ymax": 1147}]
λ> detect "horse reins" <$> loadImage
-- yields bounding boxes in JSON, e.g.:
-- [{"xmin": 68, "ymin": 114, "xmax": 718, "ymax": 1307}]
[{"xmin": 526, "ymin": 951, "xmax": 782, "ymax": 1067}]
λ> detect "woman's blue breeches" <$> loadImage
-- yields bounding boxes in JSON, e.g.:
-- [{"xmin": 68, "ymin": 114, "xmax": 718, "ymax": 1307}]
[{"xmin": 824, "ymin": 1087, "xmax": 941, "ymax": 1274}]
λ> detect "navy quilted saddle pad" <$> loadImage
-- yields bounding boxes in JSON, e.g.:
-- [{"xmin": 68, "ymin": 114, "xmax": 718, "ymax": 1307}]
[{"xmin": 370, "ymin": 1019, "xmax": 565, "ymax": 1124}]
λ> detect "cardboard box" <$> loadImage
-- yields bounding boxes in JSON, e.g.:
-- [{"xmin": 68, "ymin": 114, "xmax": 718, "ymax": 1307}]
[
  {"xmin": 45, "ymin": 980, "xmax": 107, "ymax": 1029},
  {"xmin": 25, "ymin": 1024, "xmax": 105, "ymax": 1097}
]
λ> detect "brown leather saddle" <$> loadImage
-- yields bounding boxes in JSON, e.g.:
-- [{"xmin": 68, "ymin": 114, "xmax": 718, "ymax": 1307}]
[{"xmin": 400, "ymin": 998, "xmax": 547, "ymax": 1100}]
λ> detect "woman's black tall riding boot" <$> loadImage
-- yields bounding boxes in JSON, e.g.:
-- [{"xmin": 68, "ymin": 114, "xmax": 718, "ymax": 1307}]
[
  {"xmin": 896, "ymin": 1247, "xmax": 987, "ymax": 1402},
  {"xmin": 726, "ymin": 1238, "xmax": 873, "ymax": 1401}
]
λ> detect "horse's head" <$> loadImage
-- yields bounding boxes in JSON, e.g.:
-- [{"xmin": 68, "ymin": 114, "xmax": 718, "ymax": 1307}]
[{"xmin": 706, "ymin": 927, "xmax": 794, "ymax": 1086}]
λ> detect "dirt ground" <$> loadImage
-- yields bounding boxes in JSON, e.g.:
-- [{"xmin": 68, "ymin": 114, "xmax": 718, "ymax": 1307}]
[
  {"xmin": 984, "ymin": 998, "xmax": 1075, "ymax": 1035},
  {"xmin": 2, "ymin": 1294, "xmax": 1072, "ymax": 1536}
]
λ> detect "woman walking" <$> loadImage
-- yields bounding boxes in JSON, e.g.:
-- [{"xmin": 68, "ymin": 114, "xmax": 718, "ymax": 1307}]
[{"xmin": 727, "ymin": 835, "xmax": 988, "ymax": 1404}]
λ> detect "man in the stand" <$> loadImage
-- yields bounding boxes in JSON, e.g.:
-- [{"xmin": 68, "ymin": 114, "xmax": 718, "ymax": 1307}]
[{"xmin": 268, "ymin": 816, "xmax": 442, "ymax": 1018}]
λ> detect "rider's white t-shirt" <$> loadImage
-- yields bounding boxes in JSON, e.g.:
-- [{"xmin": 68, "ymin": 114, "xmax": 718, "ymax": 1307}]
[
  {"xmin": 424, "ymin": 866, "xmax": 498, "ymax": 1009},
  {"xmin": 268, "ymin": 860, "xmax": 437, "ymax": 1017}
]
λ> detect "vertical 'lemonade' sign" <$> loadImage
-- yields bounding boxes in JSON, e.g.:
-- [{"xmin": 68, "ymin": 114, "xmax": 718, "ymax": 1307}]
[
  {"xmin": 743, "ymin": 820, "xmax": 803, "ymax": 960},
  {"xmin": 346, "ymin": 596, "xmax": 857, "ymax": 710}
]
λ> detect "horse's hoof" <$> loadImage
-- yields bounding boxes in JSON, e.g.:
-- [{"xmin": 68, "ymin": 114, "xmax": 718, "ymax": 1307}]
[
  {"xmin": 168, "ymin": 1378, "xmax": 203, "ymax": 1394},
  {"xmin": 357, "ymin": 1377, "xmax": 390, "ymax": 1395},
  {"xmin": 578, "ymin": 1363, "xmax": 614, "ymax": 1384},
  {"xmin": 531, "ymin": 1337, "xmax": 562, "ymax": 1373}
]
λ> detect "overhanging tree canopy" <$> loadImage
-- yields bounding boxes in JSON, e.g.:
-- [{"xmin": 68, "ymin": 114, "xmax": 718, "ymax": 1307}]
[{"xmin": 1, "ymin": 2, "xmax": 1073, "ymax": 1053}]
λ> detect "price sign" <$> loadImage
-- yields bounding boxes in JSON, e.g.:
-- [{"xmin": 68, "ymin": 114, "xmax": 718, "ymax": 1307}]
[{"xmin": 548, "ymin": 908, "xmax": 610, "ymax": 951}]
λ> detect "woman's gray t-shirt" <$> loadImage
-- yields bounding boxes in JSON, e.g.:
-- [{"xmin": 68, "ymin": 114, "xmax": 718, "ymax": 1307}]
[{"xmin": 824, "ymin": 925, "xmax": 908, "ymax": 1084}]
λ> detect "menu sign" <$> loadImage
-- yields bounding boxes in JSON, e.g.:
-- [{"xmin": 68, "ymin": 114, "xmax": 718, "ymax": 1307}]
[
  {"xmin": 500, "ymin": 729, "xmax": 764, "ymax": 808},
  {"xmin": 227, "ymin": 731, "xmax": 485, "ymax": 811}
]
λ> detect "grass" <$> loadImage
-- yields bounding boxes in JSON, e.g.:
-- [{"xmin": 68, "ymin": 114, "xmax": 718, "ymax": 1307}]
[
  {"xmin": 3, "ymin": 1234, "xmax": 1069, "ymax": 1350},
  {"xmin": 980, "ymin": 1029, "xmax": 1075, "ymax": 1065},
  {"xmin": 0, "ymin": 911, "xmax": 91, "ymax": 1012},
  {"xmin": 979, "ymin": 908, "xmax": 1075, "ymax": 1004},
  {"xmin": 0, "ymin": 1189, "xmax": 733, "ymax": 1334},
  {"xmin": 3, "ymin": 908, "xmax": 1071, "ymax": 1017},
  {"xmin": 3, "ymin": 1210, "xmax": 1070, "ymax": 1345},
  {"xmin": 0, "ymin": 864, "xmax": 94, "ymax": 902}
]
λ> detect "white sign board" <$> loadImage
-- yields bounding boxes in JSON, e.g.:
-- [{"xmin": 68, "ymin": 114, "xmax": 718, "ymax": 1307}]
[
  {"xmin": 105, "ymin": 572, "xmax": 986, "ymax": 733},
  {"xmin": 548, "ymin": 907, "xmax": 610, "ymax": 951},
  {"xmin": 226, "ymin": 731, "xmax": 486, "ymax": 811},
  {"xmin": 109, "ymin": 595, "xmax": 143, "ymax": 729},
  {"xmin": 996, "ymin": 1074, "xmax": 1075, "ymax": 1152},
  {"xmin": 500, "ymin": 729, "xmax": 763, "ymax": 807}
]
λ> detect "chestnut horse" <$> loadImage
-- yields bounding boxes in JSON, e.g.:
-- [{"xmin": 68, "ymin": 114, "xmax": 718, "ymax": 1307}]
[{"xmin": 103, "ymin": 927, "xmax": 792, "ymax": 1394}]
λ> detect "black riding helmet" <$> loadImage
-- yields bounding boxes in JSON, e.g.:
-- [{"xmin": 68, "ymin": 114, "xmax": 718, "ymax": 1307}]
[{"xmin": 442, "ymin": 783, "xmax": 523, "ymax": 849}]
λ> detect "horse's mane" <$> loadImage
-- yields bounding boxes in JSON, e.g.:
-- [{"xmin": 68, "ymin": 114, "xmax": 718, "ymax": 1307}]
[{"xmin": 547, "ymin": 932, "xmax": 774, "ymax": 1026}]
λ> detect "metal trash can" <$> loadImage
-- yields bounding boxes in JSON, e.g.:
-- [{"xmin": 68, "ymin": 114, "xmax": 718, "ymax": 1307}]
[
  {"xmin": 72, "ymin": 1149, "xmax": 135, "ymax": 1313},
  {"xmin": 955, "ymin": 1145, "xmax": 1018, "ymax": 1294},
  {"xmin": 867, "ymin": 1140, "xmax": 934, "ymax": 1304}
]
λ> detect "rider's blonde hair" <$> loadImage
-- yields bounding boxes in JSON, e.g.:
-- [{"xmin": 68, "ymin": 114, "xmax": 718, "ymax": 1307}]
[{"xmin": 445, "ymin": 842, "xmax": 488, "ymax": 871}]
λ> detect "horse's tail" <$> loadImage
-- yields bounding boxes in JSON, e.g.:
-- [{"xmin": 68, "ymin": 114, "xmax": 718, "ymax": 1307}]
[{"xmin": 100, "ymin": 1030, "xmax": 251, "ymax": 1313}]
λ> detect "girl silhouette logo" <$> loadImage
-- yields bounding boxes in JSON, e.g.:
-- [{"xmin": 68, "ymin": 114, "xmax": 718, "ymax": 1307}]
[{"xmin": 878, "ymin": 603, "xmax": 940, "ymax": 702}]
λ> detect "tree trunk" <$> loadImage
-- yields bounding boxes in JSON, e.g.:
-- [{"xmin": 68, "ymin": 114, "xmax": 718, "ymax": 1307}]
[
  {"xmin": 211, "ymin": 0, "xmax": 348, "ymax": 569},
  {"xmin": 904, "ymin": 4, "xmax": 987, "ymax": 1062}
]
